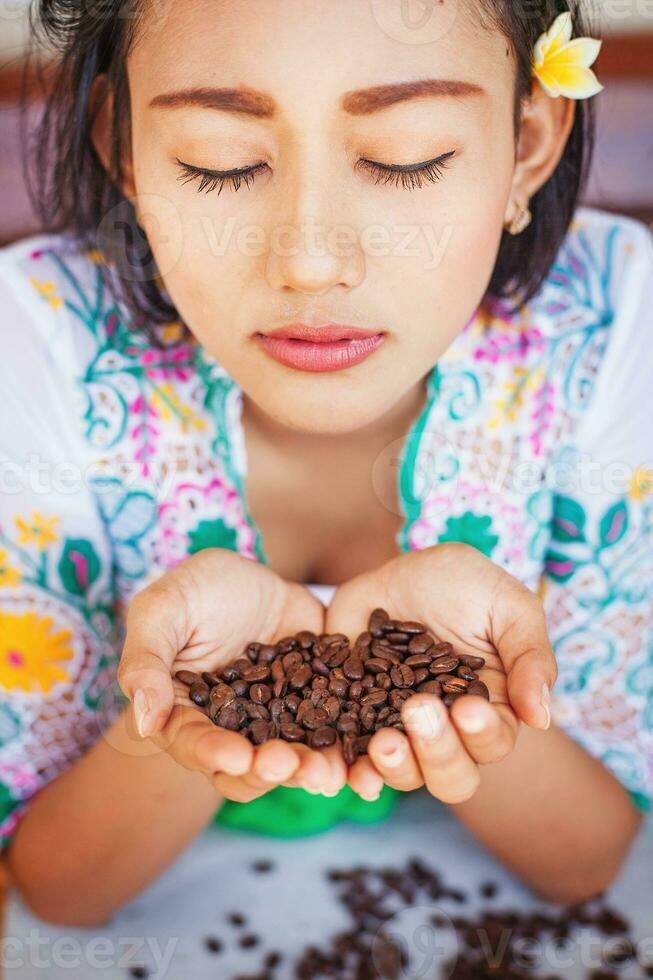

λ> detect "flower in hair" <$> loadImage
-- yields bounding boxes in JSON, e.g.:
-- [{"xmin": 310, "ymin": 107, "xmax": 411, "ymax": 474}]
[{"xmin": 533, "ymin": 12, "xmax": 603, "ymax": 99}]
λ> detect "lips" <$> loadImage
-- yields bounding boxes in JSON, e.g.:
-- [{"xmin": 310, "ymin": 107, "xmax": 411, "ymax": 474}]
[{"xmin": 253, "ymin": 323, "xmax": 386, "ymax": 373}]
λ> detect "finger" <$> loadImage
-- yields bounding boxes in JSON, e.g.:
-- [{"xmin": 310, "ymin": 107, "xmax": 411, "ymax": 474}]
[
  {"xmin": 347, "ymin": 755, "xmax": 385, "ymax": 802},
  {"xmin": 158, "ymin": 706, "xmax": 254, "ymax": 776},
  {"xmin": 449, "ymin": 696, "xmax": 518, "ymax": 765},
  {"xmin": 251, "ymin": 739, "xmax": 304, "ymax": 784},
  {"xmin": 367, "ymin": 728, "xmax": 424, "ymax": 792},
  {"xmin": 290, "ymin": 745, "xmax": 334, "ymax": 794},
  {"xmin": 210, "ymin": 740, "xmax": 303, "ymax": 804},
  {"xmin": 402, "ymin": 695, "xmax": 480, "ymax": 804},
  {"xmin": 119, "ymin": 587, "xmax": 189, "ymax": 737},
  {"xmin": 319, "ymin": 744, "xmax": 348, "ymax": 797},
  {"xmin": 491, "ymin": 581, "xmax": 558, "ymax": 730}
]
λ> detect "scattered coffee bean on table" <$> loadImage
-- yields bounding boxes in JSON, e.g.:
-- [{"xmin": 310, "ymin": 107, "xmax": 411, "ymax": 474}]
[{"xmin": 175, "ymin": 607, "xmax": 489, "ymax": 761}]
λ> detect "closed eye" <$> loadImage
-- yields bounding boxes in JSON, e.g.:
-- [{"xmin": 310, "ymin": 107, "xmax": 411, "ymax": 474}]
[
  {"xmin": 356, "ymin": 150, "xmax": 456, "ymax": 190},
  {"xmin": 174, "ymin": 149, "xmax": 456, "ymax": 194}
]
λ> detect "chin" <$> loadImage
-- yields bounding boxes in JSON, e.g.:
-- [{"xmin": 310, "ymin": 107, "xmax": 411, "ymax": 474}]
[{"xmin": 260, "ymin": 389, "xmax": 386, "ymax": 436}]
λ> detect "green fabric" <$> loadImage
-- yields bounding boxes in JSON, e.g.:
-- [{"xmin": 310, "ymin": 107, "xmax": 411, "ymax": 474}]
[
  {"xmin": 213, "ymin": 784, "xmax": 398, "ymax": 837},
  {"xmin": 629, "ymin": 789, "xmax": 652, "ymax": 813}
]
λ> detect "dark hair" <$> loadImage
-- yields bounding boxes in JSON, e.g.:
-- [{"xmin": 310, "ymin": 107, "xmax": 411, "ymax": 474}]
[{"xmin": 24, "ymin": 0, "xmax": 596, "ymax": 335}]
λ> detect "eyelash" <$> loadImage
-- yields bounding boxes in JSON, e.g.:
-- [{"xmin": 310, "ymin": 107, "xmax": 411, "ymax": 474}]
[{"xmin": 174, "ymin": 150, "xmax": 456, "ymax": 195}]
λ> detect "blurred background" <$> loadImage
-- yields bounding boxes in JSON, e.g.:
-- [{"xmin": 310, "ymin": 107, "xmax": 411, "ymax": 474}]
[{"xmin": 0, "ymin": 0, "xmax": 651, "ymax": 247}]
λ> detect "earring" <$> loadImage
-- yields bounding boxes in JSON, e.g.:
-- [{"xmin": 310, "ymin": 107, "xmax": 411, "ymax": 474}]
[{"xmin": 505, "ymin": 203, "xmax": 533, "ymax": 236}]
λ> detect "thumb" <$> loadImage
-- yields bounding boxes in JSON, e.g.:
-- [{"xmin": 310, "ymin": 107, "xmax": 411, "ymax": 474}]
[
  {"xmin": 117, "ymin": 586, "xmax": 188, "ymax": 737},
  {"xmin": 491, "ymin": 581, "xmax": 558, "ymax": 730}
]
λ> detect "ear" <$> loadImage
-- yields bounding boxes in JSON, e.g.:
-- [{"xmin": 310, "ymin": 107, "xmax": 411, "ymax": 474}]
[
  {"xmin": 89, "ymin": 74, "xmax": 137, "ymax": 200},
  {"xmin": 504, "ymin": 81, "xmax": 575, "ymax": 224}
]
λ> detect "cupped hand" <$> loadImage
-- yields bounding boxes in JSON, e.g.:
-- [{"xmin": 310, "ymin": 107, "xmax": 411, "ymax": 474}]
[
  {"xmin": 117, "ymin": 549, "xmax": 347, "ymax": 802},
  {"xmin": 325, "ymin": 543, "xmax": 558, "ymax": 804}
]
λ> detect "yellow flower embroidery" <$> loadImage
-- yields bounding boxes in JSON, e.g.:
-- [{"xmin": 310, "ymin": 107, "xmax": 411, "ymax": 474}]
[
  {"xmin": 0, "ymin": 550, "xmax": 21, "ymax": 589},
  {"xmin": 30, "ymin": 277, "xmax": 64, "ymax": 310},
  {"xmin": 160, "ymin": 321, "xmax": 184, "ymax": 344},
  {"xmin": 15, "ymin": 512, "xmax": 60, "ymax": 550},
  {"xmin": 533, "ymin": 12, "xmax": 603, "ymax": 100},
  {"xmin": 630, "ymin": 466, "xmax": 653, "ymax": 503},
  {"xmin": 0, "ymin": 611, "xmax": 73, "ymax": 693},
  {"xmin": 151, "ymin": 384, "xmax": 207, "ymax": 433},
  {"xmin": 87, "ymin": 249, "xmax": 107, "ymax": 265}
]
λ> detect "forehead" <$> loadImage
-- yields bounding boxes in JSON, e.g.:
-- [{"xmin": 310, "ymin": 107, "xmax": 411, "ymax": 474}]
[{"xmin": 130, "ymin": 0, "xmax": 513, "ymax": 113}]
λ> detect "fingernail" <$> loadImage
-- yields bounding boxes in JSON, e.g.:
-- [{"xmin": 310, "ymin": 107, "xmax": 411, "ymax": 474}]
[
  {"xmin": 361, "ymin": 790, "xmax": 381, "ymax": 803},
  {"xmin": 540, "ymin": 682, "xmax": 551, "ymax": 730},
  {"xmin": 458, "ymin": 711, "xmax": 486, "ymax": 734},
  {"xmin": 134, "ymin": 688, "xmax": 157, "ymax": 738},
  {"xmin": 379, "ymin": 742, "xmax": 406, "ymax": 767},
  {"xmin": 405, "ymin": 701, "xmax": 445, "ymax": 739}
]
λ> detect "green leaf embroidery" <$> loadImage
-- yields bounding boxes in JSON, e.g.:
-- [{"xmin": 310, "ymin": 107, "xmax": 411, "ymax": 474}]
[
  {"xmin": 551, "ymin": 496, "xmax": 587, "ymax": 543},
  {"xmin": 437, "ymin": 511, "xmax": 499, "ymax": 558},
  {"xmin": 599, "ymin": 501, "xmax": 628, "ymax": 548},
  {"xmin": 544, "ymin": 550, "xmax": 577, "ymax": 583},
  {"xmin": 188, "ymin": 518, "xmax": 239, "ymax": 555},
  {"xmin": 58, "ymin": 538, "xmax": 101, "ymax": 596}
]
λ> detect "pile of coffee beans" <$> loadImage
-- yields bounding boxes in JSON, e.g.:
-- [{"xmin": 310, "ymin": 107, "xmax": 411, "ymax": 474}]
[
  {"xmin": 175, "ymin": 607, "xmax": 489, "ymax": 762},
  {"xmin": 126, "ymin": 854, "xmax": 650, "ymax": 980}
]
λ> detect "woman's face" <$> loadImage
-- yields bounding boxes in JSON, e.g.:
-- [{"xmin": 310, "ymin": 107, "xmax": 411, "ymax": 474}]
[{"xmin": 126, "ymin": 0, "xmax": 516, "ymax": 434}]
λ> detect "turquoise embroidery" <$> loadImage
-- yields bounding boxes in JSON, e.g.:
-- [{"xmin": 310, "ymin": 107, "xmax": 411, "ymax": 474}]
[
  {"xmin": 188, "ymin": 518, "xmax": 239, "ymax": 555},
  {"xmin": 437, "ymin": 512, "xmax": 499, "ymax": 557}
]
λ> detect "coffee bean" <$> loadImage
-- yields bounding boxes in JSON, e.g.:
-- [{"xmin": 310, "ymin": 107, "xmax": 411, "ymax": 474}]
[
  {"xmin": 257, "ymin": 644, "xmax": 278, "ymax": 664},
  {"xmin": 390, "ymin": 665, "xmax": 415, "ymax": 688},
  {"xmin": 349, "ymin": 680, "xmax": 364, "ymax": 701},
  {"xmin": 175, "ymin": 669, "xmax": 201, "ymax": 686},
  {"xmin": 429, "ymin": 655, "xmax": 460, "ymax": 675},
  {"xmin": 201, "ymin": 670, "xmax": 222, "ymax": 687},
  {"xmin": 408, "ymin": 634, "xmax": 435, "ymax": 655},
  {"xmin": 364, "ymin": 657, "xmax": 389, "ymax": 675},
  {"xmin": 311, "ymin": 657, "xmax": 330, "ymax": 677},
  {"xmin": 303, "ymin": 707, "xmax": 330, "ymax": 730},
  {"xmin": 467, "ymin": 680, "xmax": 490, "ymax": 700},
  {"xmin": 250, "ymin": 682, "xmax": 272, "ymax": 704},
  {"xmin": 232, "ymin": 679, "xmax": 250, "ymax": 698},
  {"xmin": 337, "ymin": 714, "xmax": 360, "ymax": 735},
  {"xmin": 204, "ymin": 935, "xmax": 223, "ymax": 953},
  {"xmin": 282, "ymin": 651, "xmax": 303, "ymax": 673},
  {"xmin": 458, "ymin": 653, "xmax": 486, "ymax": 670},
  {"xmin": 417, "ymin": 680, "xmax": 442, "ymax": 696},
  {"xmin": 385, "ymin": 631, "xmax": 410, "ymax": 645},
  {"xmin": 441, "ymin": 676, "xmax": 469, "ymax": 694},
  {"xmin": 360, "ymin": 689, "xmax": 388, "ymax": 707},
  {"xmin": 456, "ymin": 664, "xmax": 478, "ymax": 681},
  {"xmin": 248, "ymin": 719, "xmax": 274, "ymax": 744},
  {"xmin": 279, "ymin": 722, "xmax": 307, "ymax": 743},
  {"xmin": 241, "ymin": 664, "xmax": 271, "ymax": 683},
  {"xmin": 245, "ymin": 702, "xmax": 270, "ymax": 721},
  {"xmin": 189, "ymin": 681, "xmax": 210, "ymax": 707},
  {"xmin": 210, "ymin": 683, "xmax": 236, "ymax": 708},
  {"xmin": 368, "ymin": 607, "xmax": 390, "ymax": 636},
  {"xmin": 360, "ymin": 705, "xmax": 377, "ymax": 731},
  {"xmin": 343, "ymin": 734, "xmax": 358, "ymax": 765},
  {"xmin": 343, "ymin": 656, "xmax": 365, "ymax": 680},
  {"xmin": 272, "ymin": 678, "xmax": 288, "ymax": 699},
  {"xmin": 413, "ymin": 667, "xmax": 430, "ymax": 685},
  {"xmin": 389, "ymin": 689, "xmax": 413, "ymax": 709},
  {"xmin": 289, "ymin": 665, "xmax": 312, "ymax": 690},
  {"xmin": 309, "ymin": 726, "xmax": 337, "ymax": 748},
  {"xmin": 404, "ymin": 653, "xmax": 432, "ymax": 668}
]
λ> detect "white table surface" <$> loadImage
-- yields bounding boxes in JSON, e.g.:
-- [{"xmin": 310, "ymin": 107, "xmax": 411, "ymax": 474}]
[{"xmin": 5, "ymin": 791, "xmax": 653, "ymax": 980}]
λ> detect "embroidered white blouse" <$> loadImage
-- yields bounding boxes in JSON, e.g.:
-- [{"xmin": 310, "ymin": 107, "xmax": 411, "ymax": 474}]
[{"xmin": 1, "ymin": 206, "xmax": 652, "ymax": 846}]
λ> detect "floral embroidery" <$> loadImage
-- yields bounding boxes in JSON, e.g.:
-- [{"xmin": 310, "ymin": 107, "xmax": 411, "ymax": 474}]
[
  {"xmin": 0, "ymin": 611, "xmax": 74, "ymax": 694},
  {"xmin": 437, "ymin": 511, "xmax": 499, "ymax": 558},
  {"xmin": 0, "ymin": 550, "xmax": 21, "ymax": 589},
  {"xmin": 15, "ymin": 512, "xmax": 59, "ymax": 550}
]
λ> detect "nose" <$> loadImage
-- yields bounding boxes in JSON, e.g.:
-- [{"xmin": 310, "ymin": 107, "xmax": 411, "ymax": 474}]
[{"xmin": 264, "ymin": 156, "xmax": 366, "ymax": 295}]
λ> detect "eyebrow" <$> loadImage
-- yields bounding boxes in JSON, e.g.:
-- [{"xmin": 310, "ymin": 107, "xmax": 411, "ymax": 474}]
[{"xmin": 148, "ymin": 78, "xmax": 485, "ymax": 118}]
